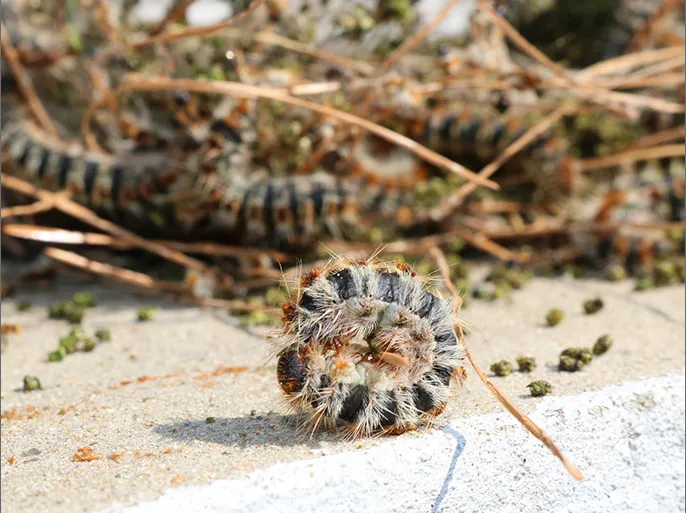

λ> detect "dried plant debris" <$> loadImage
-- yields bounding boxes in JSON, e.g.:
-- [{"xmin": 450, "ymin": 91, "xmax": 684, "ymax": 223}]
[
  {"xmin": 516, "ymin": 356, "xmax": 537, "ymax": 373},
  {"xmin": 490, "ymin": 360, "xmax": 514, "ymax": 377},
  {"xmin": 546, "ymin": 308, "xmax": 565, "ymax": 327},
  {"xmin": 71, "ymin": 446, "xmax": 100, "ymax": 463},
  {"xmin": 527, "ymin": 381, "xmax": 552, "ymax": 398},
  {"xmin": 583, "ymin": 298, "xmax": 604, "ymax": 315},
  {"xmin": 592, "ymin": 334, "xmax": 613, "ymax": 356},
  {"xmin": 23, "ymin": 375, "xmax": 42, "ymax": 392}
]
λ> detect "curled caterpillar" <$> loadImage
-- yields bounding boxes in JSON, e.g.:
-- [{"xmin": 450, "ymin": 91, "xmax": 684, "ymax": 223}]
[{"xmin": 274, "ymin": 257, "xmax": 466, "ymax": 438}]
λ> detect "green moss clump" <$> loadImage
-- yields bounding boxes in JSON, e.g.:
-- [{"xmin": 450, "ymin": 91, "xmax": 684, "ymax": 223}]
[
  {"xmin": 516, "ymin": 356, "xmax": 537, "ymax": 373},
  {"xmin": 527, "ymin": 380, "xmax": 552, "ymax": 397},
  {"xmin": 583, "ymin": 298, "xmax": 604, "ymax": 315},
  {"xmin": 490, "ymin": 360, "xmax": 514, "ymax": 377},
  {"xmin": 546, "ymin": 308, "xmax": 564, "ymax": 326},
  {"xmin": 593, "ymin": 334, "xmax": 613, "ymax": 356}
]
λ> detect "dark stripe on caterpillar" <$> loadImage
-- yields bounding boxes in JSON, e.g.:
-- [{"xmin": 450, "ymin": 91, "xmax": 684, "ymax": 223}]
[
  {"xmin": 57, "ymin": 154, "xmax": 73, "ymax": 189},
  {"xmin": 109, "ymin": 164, "xmax": 124, "ymax": 208},
  {"xmin": 83, "ymin": 160, "xmax": 99, "ymax": 203}
]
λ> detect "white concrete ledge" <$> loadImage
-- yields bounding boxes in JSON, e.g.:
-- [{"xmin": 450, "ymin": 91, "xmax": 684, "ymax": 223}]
[{"xmin": 102, "ymin": 371, "xmax": 685, "ymax": 513}]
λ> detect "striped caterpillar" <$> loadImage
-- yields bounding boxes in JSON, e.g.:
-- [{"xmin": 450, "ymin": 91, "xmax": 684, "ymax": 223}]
[
  {"xmin": 274, "ymin": 257, "xmax": 466, "ymax": 437},
  {"xmin": 1, "ymin": 96, "xmax": 416, "ymax": 249},
  {"xmin": 411, "ymin": 107, "xmax": 574, "ymax": 204}
]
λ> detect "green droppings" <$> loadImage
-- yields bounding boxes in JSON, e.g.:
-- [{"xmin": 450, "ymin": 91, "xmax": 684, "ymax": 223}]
[
  {"xmin": 559, "ymin": 354, "xmax": 584, "ymax": 372},
  {"xmin": 593, "ymin": 334, "xmax": 613, "ymax": 356},
  {"xmin": 59, "ymin": 335, "xmax": 79, "ymax": 354},
  {"xmin": 561, "ymin": 347, "xmax": 594, "ymax": 364},
  {"xmin": 205, "ymin": 417, "xmax": 216, "ymax": 424},
  {"xmin": 653, "ymin": 261, "xmax": 677, "ymax": 287},
  {"xmin": 516, "ymin": 356, "xmax": 537, "ymax": 373},
  {"xmin": 81, "ymin": 338, "xmax": 96, "ymax": 352},
  {"xmin": 16, "ymin": 301, "xmax": 32, "ymax": 312},
  {"xmin": 65, "ymin": 307, "xmax": 84, "ymax": 325},
  {"xmin": 583, "ymin": 298, "xmax": 604, "ymax": 315},
  {"xmin": 546, "ymin": 308, "xmax": 564, "ymax": 326},
  {"xmin": 73, "ymin": 292, "xmax": 97, "ymax": 308},
  {"xmin": 23, "ymin": 375, "xmax": 42, "ymax": 392},
  {"xmin": 49, "ymin": 300, "xmax": 74, "ymax": 319},
  {"xmin": 69, "ymin": 327, "xmax": 85, "ymax": 341},
  {"xmin": 137, "ymin": 308, "xmax": 155, "ymax": 322},
  {"xmin": 95, "ymin": 328, "xmax": 111, "ymax": 342},
  {"xmin": 48, "ymin": 347, "xmax": 67, "ymax": 362},
  {"xmin": 527, "ymin": 380, "xmax": 552, "ymax": 397},
  {"xmin": 606, "ymin": 265, "xmax": 627, "ymax": 282},
  {"xmin": 473, "ymin": 285, "xmax": 495, "ymax": 301},
  {"xmin": 65, "ymin": 25, "xmax": 83, "ymax": 53},
  {"xmin": 634, "ymin": 276, "xmax": 654, "ymax": 291},
  {"xmin": 490, "ymin": 360, "xmax": 514, "ymax": 377}
]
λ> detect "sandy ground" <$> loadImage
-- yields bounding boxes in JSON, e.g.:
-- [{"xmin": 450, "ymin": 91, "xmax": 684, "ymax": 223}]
[{"xmin": 1, "ymin": 272, "xmax": 684, "ymax": 513}]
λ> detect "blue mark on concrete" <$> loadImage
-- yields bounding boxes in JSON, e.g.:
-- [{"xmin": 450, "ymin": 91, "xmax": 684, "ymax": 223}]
[{"xmin": 432, "ymin": 426, "xmax": 466, "ymax": 513}]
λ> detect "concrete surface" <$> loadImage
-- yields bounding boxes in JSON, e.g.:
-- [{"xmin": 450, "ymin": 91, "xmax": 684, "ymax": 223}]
[
  {"xmin": 1, "ymin": 271, "xmax": 684, "ymax": 513},
  {"xmin": 105, "ymin": 372, "xmax": 686, "ymax": 513}
]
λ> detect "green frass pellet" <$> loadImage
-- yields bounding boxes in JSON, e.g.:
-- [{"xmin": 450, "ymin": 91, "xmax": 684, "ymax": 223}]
[
  {"xmin": 634, "ymin": 276, "xmax": 654, "ymax": 291},
  {"xmin": 559, "ymin": 355, "xmax": 583, "ymax": 372},
  {"xmin": 653, "ymin": 261, "xmax": 677, "ymax": 287},
  {"xmin": 49, "ymin": 300, "xmax": 73, "ymax": 319},
  {"xmin": 17, "ymin": 301, "xmax": 32, "ymax": 312},
  {"xmin": 73, "ymin": 292, "xmax": 97, "ymax": 308},
  {"xmin": 593, "ymin": 334, "xmax": 613, "ymax": 356},
  {"xmin": 516, "ymin": 356, "xmax": 537, "ymax": 373},
  {"xmin": 607, "ymin": 265, "xmax": 627, "ymax": 282},
  {"xmin": 69, "ymin": 327, "xmax": 85, "ymax": 340},
  {"xmin": 583, "ymin": 298, "xmax": 604, "ymax": 315},
  {"xmin": 65, "ymin": 306, "xmax": 84, "ymax": 325},
  {"xmin": 205, "ymin": 417, "xmax": 216, "ymax": 424},
  {"xmin": 546, "ymin": 308, "xmax": 564, "ymax": 327},
  {"xmin": 95, "ymin": 328, "xmax": 111, "ymax": 342},
  {"xmin": 527, "ymin": 381, "xmax": 552, "ymax": 397},
  {"xmin": 23, "ymin": 375, "xmax": 42, "ymax": 392},
  {"xmin": 137, "ymin": 307, "xmax": 155, "ymax": 322},
  {"xmin": 48, "ymin": 347, "xmax": 67, "ymax": 362},
  {"xmin": 490, "ymin": 360, "xmax": 514, "ymax": 377},
  {"xmin": 81, "ymin": 338, "xmax": 96, "ymax": 352},
  {"xmin": 59, "ymin": 335, "xmax": 79, "ymax": 354},
  {"xmin": 561, "ymin": 347, "xmax": 593, "ymax": 365}
]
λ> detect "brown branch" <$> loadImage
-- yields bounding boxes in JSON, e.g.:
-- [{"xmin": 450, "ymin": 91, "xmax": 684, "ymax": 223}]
[
  {"xmin": 95, "ymin": 0, "xmax": 267, "ymax": 63},
  {"xmin": 431, "ymin": 105, "xmax": 572, "ymax": 221},
  {"xmin": 376, "ymin": 0, "xmax": 463, "ymax": 76},
  {"xmin": 463, "ymin": 344, "xmax": 584, "ymax": 481},
  {"xmin": 578, "ymin": 46, "xmax": 685, "ymax": 80},
  {"xmin": 579, "ymin": 144, "xmax": 685, "ymax": 172},
  {"xmin": 1, "ymin": 175, "xmax": 212, "ymax": 274},
  {"xmin": 0, "ymin": 200, "xmax": 55, "ymax": 219},
  {"xmin": 147, "ymin": 0, "xmax": 195, "ymax": 36},
  {"xmin": 479, "ymin": 2, "xmax": 572, "ymax": 84},
  {"xmin": 429, "ymin": 246, "xmax": 459, "ymax": 297},
  {"xmin": 44, "ymin": 247, "xmax": 187, "ymax": 292},
  {"xmin": 0, "ymin": 22, "xmax": 58, "ymax": 136},
  {"xmin": 626, "ymin": 126, "xmax": 686, "ymax": 151},
  {"xmin": 85, "ymin": 75, "xmax": 500, "ymax": 190},
  {"xmin": 2, "ymin": 224, "xmax": 288, "ymax": 260}
]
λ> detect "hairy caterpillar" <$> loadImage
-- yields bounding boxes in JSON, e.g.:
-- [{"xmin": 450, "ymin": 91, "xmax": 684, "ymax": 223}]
[
  {"xmin": 1, "ymin": 97, "xmax": 416, "ymax": 249},
  {"xmin": 413, "ymin": 108, "xmax": 573, "ymax": 203},
  {"xmin": 274, "ymin": 257, "xmax": 466, "ymax": 437}
]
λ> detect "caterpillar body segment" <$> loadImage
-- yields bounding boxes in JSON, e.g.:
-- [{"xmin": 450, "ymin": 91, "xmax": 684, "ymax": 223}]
[{"xmin": 275, "ymin": 258, "xmax": 466, "ymax": 437}]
